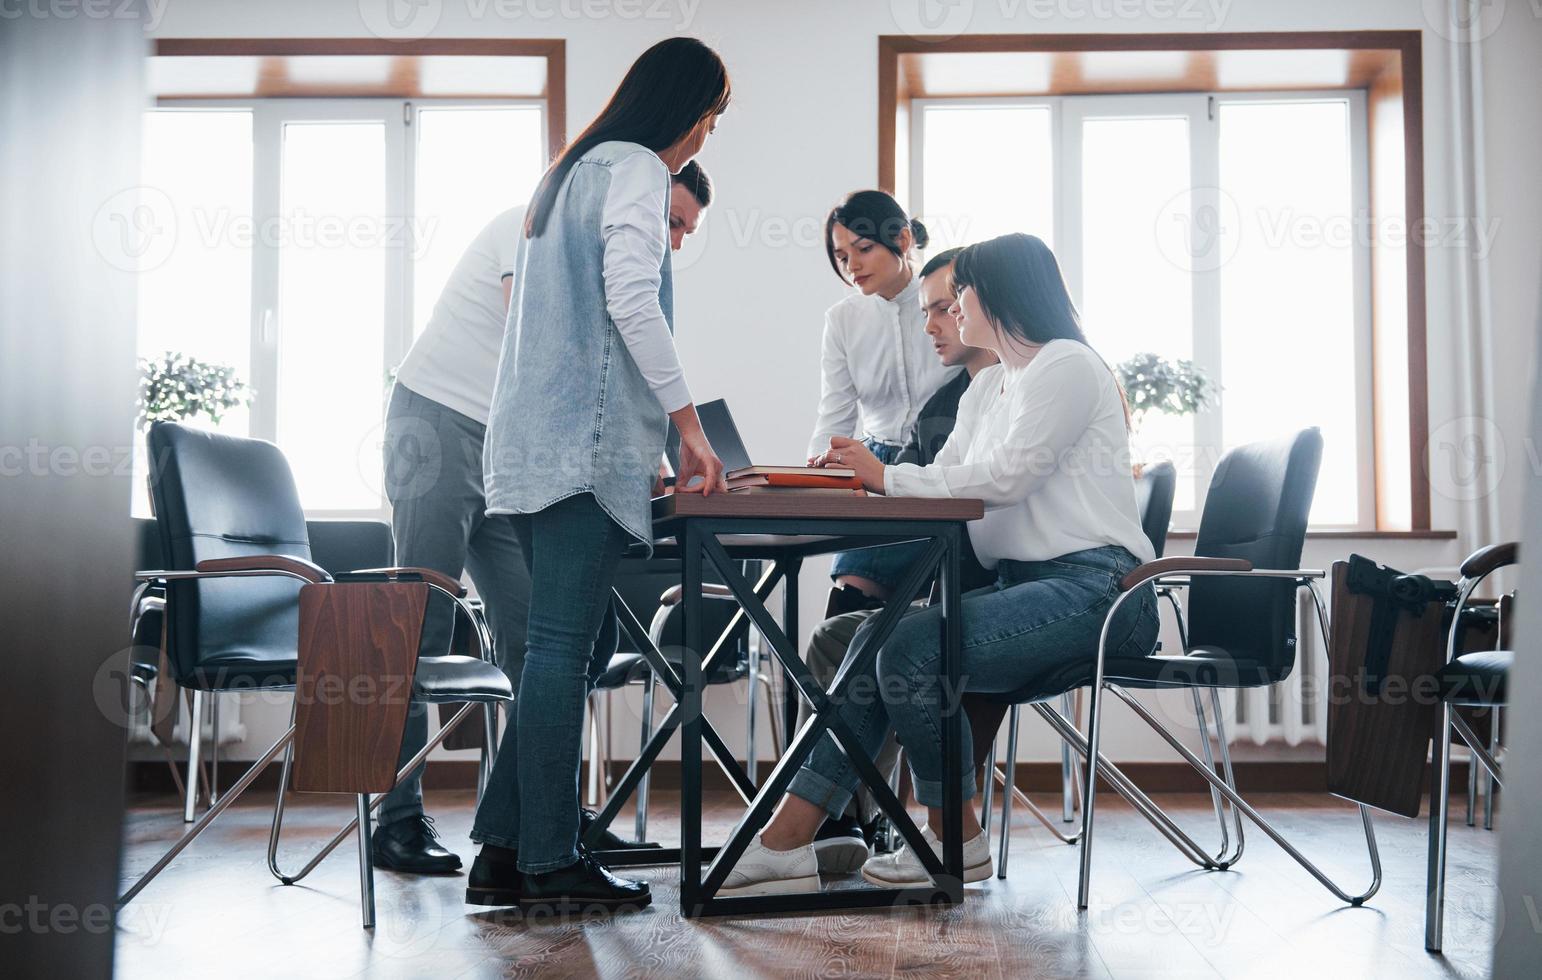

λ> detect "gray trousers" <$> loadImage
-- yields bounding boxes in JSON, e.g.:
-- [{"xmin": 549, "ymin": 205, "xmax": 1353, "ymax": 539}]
[
  {"xmin": 796, "ymin": 609, "xmax": 902, "ymax": 824},
  {"xmin": 379, "ymin": 384, "xmax": 532, "ymax": 827}
]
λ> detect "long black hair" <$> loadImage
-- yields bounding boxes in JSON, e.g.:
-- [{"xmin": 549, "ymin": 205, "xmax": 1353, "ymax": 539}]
[
  {"xmin": 951, "ymin": 233, "xmax": 1086, "ymax": 348},
  {"xmin": 525, "ymin": 37, "xmax": 730, "ymax": 237},
  {"xmin": 953, "ymin": 233, "xmax": 1130, "ymax": 424},
  {"xmin": 824, "ymin": 190, "xmax": 928, "ymax": 283}
]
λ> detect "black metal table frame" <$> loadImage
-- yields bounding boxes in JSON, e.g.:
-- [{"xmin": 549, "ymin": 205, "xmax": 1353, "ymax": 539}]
[{"xmin": 582, "ymin": 515, "xmax": 969, "ymax": 917}]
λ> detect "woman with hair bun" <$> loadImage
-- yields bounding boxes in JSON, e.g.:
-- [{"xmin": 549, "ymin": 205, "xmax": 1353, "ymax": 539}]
[{"xmin": 809, "ymin": 190, "xmax": 960, "ymax": 612}]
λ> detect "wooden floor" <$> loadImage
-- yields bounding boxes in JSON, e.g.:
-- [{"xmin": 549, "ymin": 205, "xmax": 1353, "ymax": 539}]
[{"xmin": 116, "ymin": 789, "xmax": 1498, "ymax": 979}]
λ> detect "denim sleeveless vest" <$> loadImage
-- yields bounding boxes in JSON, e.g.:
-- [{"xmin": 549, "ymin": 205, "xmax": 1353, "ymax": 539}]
[{"xmin": 483, "ymin": 141, "xmax": 674, "ymax": 553}]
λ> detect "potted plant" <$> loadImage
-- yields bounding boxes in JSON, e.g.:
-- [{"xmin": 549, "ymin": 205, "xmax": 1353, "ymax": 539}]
[
  {"xmin": 136, "ymin": 352, "xmax": 251, "ymax": 512},
  {"xmin": 137, "ymin": 352, "xmax": 251, "ymax": 430},
  {"xmin": 1114, "ymin": 352, "xmax": 1217, "ymax": 475}
]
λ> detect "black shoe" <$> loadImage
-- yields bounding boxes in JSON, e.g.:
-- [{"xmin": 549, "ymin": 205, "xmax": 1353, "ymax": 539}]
[
  {"xmin": 465, "ymin": 843, "xmax": 521, "ymax": 906},
  {"xmin": 824, "ymin": 584, "xmax": 885, "ymax": 618},
  {"xmin": 372, "ymin": 814, "xmax": 463, "ymax": 875},
  {"xmin": 580, "ymin": 808, "xmax": 662, "ymax": 851},
  {"xmin": 813, "ymin": 814, "xmax": 871, "ymax": 873},
  {"xmin": 863, "ymin": 813, "xmax": 894, "ymax": 855},
  {"xmin": 520, "ymin": 848, "xmax": 652, "ymax": 914}
]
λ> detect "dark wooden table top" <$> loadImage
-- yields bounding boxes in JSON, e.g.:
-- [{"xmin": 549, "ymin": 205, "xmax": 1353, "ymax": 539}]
[{"xmin": 652, "ymin": 492, "xmax": 985, "ymax": 524}]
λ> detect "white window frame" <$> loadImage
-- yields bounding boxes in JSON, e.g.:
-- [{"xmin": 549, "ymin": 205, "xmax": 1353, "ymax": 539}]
[
  {"xmin": 909, "ymin": 90, "xmax": 1373, "ymax": 530},
  {"xmin": 140, "ymin": 97, "xmax": 548, "ymax": 520}
]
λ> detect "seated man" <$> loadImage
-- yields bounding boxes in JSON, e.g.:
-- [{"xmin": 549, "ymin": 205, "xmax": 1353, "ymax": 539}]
[{"xmin": 802, "ymin": 247, "xmax": 1003, "ymax": 872}]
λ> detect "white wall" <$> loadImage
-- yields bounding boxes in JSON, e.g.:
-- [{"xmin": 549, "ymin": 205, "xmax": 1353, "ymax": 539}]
[{"xmin": 147, "ymin": 0, "xmax": 1540, "ymax": 766}]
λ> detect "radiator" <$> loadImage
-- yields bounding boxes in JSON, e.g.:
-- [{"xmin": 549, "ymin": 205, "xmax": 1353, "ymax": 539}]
[{"xmin": 128, "ymin": 689, "xmax": 247, "ymax": 748}]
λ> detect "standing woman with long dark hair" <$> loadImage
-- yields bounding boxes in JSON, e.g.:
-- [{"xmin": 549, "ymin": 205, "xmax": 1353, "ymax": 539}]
[{"xmin": 466, "ymin": 37, "xmax": 731, "ymax": 914}]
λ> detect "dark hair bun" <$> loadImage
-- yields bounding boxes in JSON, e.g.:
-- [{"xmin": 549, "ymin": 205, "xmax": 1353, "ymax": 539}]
[{"xmin": 909, "ymin": 217, "xmax": 930, "ymax": 249}]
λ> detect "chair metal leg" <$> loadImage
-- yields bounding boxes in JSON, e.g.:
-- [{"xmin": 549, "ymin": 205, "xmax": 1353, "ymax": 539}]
[
  {"xmin": 981, "ymin": 739, "xmax": 996, "ymax": 838},
  {"xmin": 1208, "ymin": 687, "xmax": 1246, "ymax": 867},
  {"xmin": 1427, "ymin": 703, "xmax": 1454, "ymax": 951},
  {"xmin": 1465, "ymin": 720, "xmax": 1478, "ymax": 827},
  {"xmin": 758, "ymin": 670, "xmax": 783, "ymax": 758},
  {"xmin": 183, "ymin": 689, "xmax": 204, "ymax": 823},
  {"xmin": 585, "ymin": 693, "xmax": 602, "ymax": 807},
  {"xmin": 120, "ymin": 726, "xmax": 296, "ymax": 906},
  {"xmin": 745, "ymin": 657, "xmax": 760, "ymax": 785},
  {"xmin": 997, "ymin": 704, "xmax": 1019, "ymax": 879},
  {"xmin": 356, "ymin": 793, "xmax": 376, "ymax": 929},
  {"xmin": 1191, "ymin": 688, "xmax": 1232, "ymax": 865},
  {"xmin": 268, "ymin": 702, "xmax": 481, "ymax": 885},
  {"xmin": 1110, "ymin": 684, "xmax": 1381, "ymax": 907},
  {"xmin": 1483, "ymin": 706, "xmax": 1499, "ymax": 830},
  {"xmin": 208, "ymin": 694, "xmax": 220, "ymax": 807},
  {"xmin": 477, "ymin": 703, "xmax": 497, "ymax": 806},
  {"xmin": 1059, "ymin": 691, "xmax": 1077, "ymax": 823},
  {"xmin": 635, "ymin": 670, "xmax": 656, "ymax": 843},
  {"xmin": 1076, "ymin": 660, "xmax": 1110, "ymax": 909}
]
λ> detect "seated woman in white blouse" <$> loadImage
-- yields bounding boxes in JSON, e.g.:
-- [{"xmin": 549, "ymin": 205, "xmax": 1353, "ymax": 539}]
[
  {"xmin": 724, "ymin": 233, "xmax": 1161, "ymax": 896},
  {"xmin": 808, "ymin": 190, "xmax": 960, "ymax": 610}
]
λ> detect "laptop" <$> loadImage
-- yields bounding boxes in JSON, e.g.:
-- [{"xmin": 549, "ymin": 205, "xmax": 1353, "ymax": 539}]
[{"xmin": 665, "ymin": 398, "xmax": 754, "ymax": 478}]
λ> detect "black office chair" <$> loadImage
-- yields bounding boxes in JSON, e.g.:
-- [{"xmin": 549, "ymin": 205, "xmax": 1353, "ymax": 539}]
[
  {"xmin": 988, "ymin": 430, "xmax": 1380, "ymax": 908},
  {"xmin": 128, "ymin": 517, "xmax": 402, "ymax": 821},
  {"xmin": 1426, "ymin": 541, "xmax": 1517, "ymax": 952},
  {"xmin": 1060, "ymin": 429, "xmax": 1380, "ymax": 908},
  {"xmin": 119, "ymin": 423, "xmax": 512, "ymax": 929},
  {"xmin": 989, "ymin": 460, "xmax": 1180, "ymax": 859}
]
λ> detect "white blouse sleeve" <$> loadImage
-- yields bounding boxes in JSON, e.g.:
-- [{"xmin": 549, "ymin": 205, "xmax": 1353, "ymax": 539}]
[
  {"xmin": 602, "ymin": 151, "xmax": 692, "ymax": 414},
  {"xmin": 807, "ymin": 309, "xmax": 861, "ymax": 458},
  {"xmin": 884, "ymin": 354, "xmax": 1102, "ymax": 506}
]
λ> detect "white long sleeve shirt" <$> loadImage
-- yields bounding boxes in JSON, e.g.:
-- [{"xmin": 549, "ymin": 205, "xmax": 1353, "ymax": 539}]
[
  {"xmin": 884, "ymin": 341, "xmax": 1155, "ymax": 569},
  {"xmin": 600, "ymin": 150, "xmax": 692, "ymax": 414},
  {"xmin": 807, "ymin": 274, "xmax": 958, "ymax": 458},
  {"xmin": 395, "ymin": 207, "xmax": 524, "ymax": 425}
]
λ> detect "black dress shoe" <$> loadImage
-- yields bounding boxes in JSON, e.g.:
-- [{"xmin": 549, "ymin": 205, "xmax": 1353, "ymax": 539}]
[
  {"xmin": 824, "ymin": 584, "xmax": 885, "ymax": 618},
  {"xmin": 580, "ymin": 808, "xmax": 662, "ymax": 851},
  {"xmin": 465, "ymin": 843, "xmax": 521, "ymax": 906},
  {"xmin": 520, "ymin": 848, "xmax": 651, "ymax": 914},
  {"xmin": 372, "ymin": 814, "xmax": 463, "ymax": 875}
]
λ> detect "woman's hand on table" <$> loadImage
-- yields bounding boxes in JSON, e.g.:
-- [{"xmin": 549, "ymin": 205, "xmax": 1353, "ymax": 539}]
[
  {"xmin": 670, "ymin": 404, "xmax": 728, "ymax": 496},
  {"xmin": 811, "ymin": 435, "xmax": 885, "ymax": 493}
]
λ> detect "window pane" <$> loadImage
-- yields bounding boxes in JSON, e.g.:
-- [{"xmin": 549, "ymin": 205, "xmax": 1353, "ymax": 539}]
[
  {"xmin": 1080, "ymin": 114, "xmax": 1195, "ymax": 510},
  {"xmin": 1219, "ymin": 100, "xmax": 1357, "ymax": 525},
  {"xmin": 413, "ymin": 105, "xmax": 545, "ymax": 336},
  {"xmin": 133, "ymin": 109, "xmax": 253, "ymax": 514},
  {"xmin": 920, "ymin": 105, "xmax": 1054, "ymax": 252},
  {"xmin": 276, "ymin": 121, "xmax": 386, "ymax": 511}
]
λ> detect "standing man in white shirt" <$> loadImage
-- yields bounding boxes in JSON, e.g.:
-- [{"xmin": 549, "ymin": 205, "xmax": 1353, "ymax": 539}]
[{"xmin": 375, "ymin": 161, "xmax": 714, "ymax": 874}]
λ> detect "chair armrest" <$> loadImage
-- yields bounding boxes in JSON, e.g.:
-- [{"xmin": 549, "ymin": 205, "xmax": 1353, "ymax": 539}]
[
  {"xmin": 341, "ymin": 566, "xmax": 467, "ymax": 597},
  {"xmin": 195, "ymin": 554, "xmax": 331, "ymax": 583},
  {"xmin": 1460, "ymin": 542, "xmax": 1519, "ymax": 580},
  {"xmin": 1119, "ymin": 557, "xmax": 1252, "ymax": 592},
  {"xmin": 657, "ymin": 583, "xmax": 735, "ymax": 608},
  {"xmin": 136, "ymin": 554, "xmax": 331, "ymax": 584}
]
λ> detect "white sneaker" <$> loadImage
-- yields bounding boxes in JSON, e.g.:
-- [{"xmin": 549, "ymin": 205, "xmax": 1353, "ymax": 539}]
[
  {"xmin": 860, "ymin": 826, "xmax": 993, "ymax": 887},
  {"xmin": 718, "ymin": 835, "xmax": 822, "ymax": 898}
]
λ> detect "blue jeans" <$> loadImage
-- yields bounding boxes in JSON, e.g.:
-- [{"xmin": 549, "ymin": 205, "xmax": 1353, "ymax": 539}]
[
  {"xmin": 469, "ymin": 492, "xmax": 628, "ymax": 872},
  {"xmin": 829, "ymin": 438, "xmax": 924, "ymax": 592},
  {"xmin": 788, "ymin": 545, "xmax": 1160, "ymax": 815},
  {"xmin": 380, "ymin": 384, "xmax": 532, "ymax": 827}
]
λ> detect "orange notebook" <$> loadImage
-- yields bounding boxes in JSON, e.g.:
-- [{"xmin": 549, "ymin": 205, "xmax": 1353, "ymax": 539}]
[
  {"xmin": 726, "ymin": 472, "xmax": 864, "ymax": 490},
  {"xmin": 726, "ymin": 464, "xmax": 856, "ymax": 480}
]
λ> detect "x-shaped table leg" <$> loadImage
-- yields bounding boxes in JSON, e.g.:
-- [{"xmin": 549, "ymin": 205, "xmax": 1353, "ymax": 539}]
[{"xmin": 681, "ymin": 528, "xmax": 966, "ymax": 915}]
